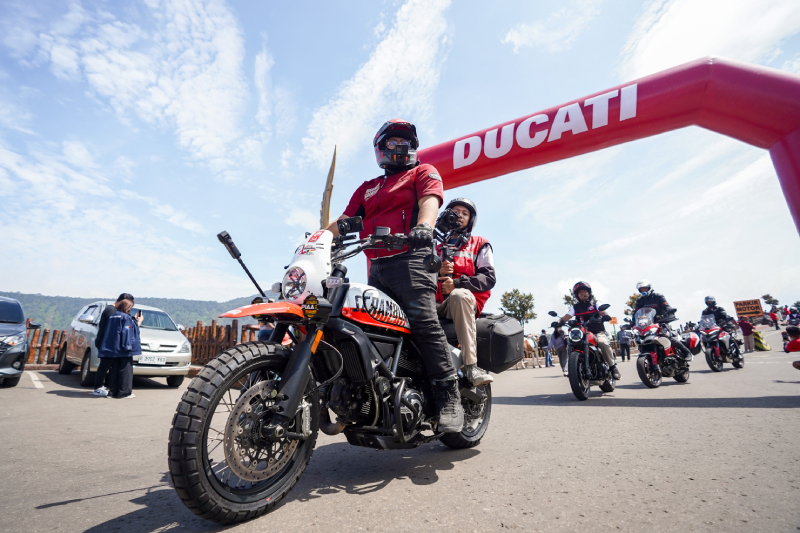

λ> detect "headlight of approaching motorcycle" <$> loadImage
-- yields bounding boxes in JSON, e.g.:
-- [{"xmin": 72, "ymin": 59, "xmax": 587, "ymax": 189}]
[
  {"xmin": 282, "ymin": 267, "xmax": 307, "ymax": 300},
  {"xmin": 569, "ymin": 328, "xmax": 583, "ymax": 342}
]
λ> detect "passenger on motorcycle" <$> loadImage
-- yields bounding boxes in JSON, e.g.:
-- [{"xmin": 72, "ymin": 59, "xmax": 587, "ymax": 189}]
[
  {"xmin": 787, "ymin": 308, "xmax": 800, "ymax": 326},
  {"xmin": 556, "ymin": 281, "xmax": 620, "ymax": 380},
  {"xmin": 633, "ymin": 280, "xmax": 693, "ymax": 361},
  {"xmin": 326, "ymin": 119, "xmax": 464, "ymax": 432},
  {"xmin": 435, "ymin": 198, "xmax": 495, "ymax": 387}
]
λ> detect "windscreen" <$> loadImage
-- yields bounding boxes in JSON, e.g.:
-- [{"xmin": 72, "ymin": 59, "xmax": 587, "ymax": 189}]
[
  {"xmin": 633, "ymin": 307, "xmax": 656, "ymax": 327},
  {"xmin": 0, "ymin": 301, "xmax": 24, "ymax": 324},
  {"xmin": 698, "ymin": 315, "xmax": 718, "ymax": 330},
  {"xmin": 131, "ymin": 308, "xmax": 177, "ymax": 331}
]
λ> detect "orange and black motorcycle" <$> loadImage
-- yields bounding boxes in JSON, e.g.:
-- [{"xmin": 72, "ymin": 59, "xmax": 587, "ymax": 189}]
[{"xmin": 167, "ymin": 217, "xmax": 522, "ymax": 524}]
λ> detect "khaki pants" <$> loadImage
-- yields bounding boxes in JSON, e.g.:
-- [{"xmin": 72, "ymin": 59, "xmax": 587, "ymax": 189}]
[
  {"xmin": 743, "ymin": 334, "xmax": 755, "ymax": 352},
  {"xmin": 436, "ymin": 289, "xmax": 478, "ymax": 366},
  {"xmin": 595, "ymin": 332, "xmax": 615, "ymax": 368}
]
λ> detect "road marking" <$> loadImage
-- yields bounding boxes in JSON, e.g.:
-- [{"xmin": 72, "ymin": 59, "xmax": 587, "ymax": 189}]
[{"xmin": 26, "ymin": 371, "xmax": 44, "ymax": 389}]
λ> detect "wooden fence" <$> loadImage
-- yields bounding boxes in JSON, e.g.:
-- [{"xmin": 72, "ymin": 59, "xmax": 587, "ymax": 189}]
[
  {"xmin": 182, "ymin": 320, "xmax": 262, "ymax": 366},
  {"xmin": 25, "ymin": 319, "xmax": 64, "ymax": 365}
]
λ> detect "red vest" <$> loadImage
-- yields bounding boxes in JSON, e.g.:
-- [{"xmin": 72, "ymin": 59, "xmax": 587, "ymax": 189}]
[{"xmin": 436, "ymin": 235, "xmax": 491, "ymax": 316}]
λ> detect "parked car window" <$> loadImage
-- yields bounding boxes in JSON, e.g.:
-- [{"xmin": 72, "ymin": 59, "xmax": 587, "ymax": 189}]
[
  {"xmin": 86, "ymin": 305, "xmax": 100, "ymax": 321},
  {"xmin": 75, "ymin": 306, "xmax": 90, "ymax": 320},
  {"xmin": 0, "ymin": 301, "xmax": 24, "ymax": 324},
  {"xmin": 130, "ymin": 308, "xmax": 178, "ymax": 331}
]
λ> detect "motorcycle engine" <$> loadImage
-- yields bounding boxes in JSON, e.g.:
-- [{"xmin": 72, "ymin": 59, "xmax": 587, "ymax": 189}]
[
  {"xmin": 399, "ymin": 386, "xmax": 424, "ymax": 433},
  {"xmin": 327, "ymin": 378, "xmax": 378, "ymax": 425}
]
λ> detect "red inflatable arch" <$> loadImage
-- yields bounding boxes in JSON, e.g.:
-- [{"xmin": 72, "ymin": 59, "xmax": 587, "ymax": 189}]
[{"xmin": 419, "ymin": 57, "xmax": 800, "ymax": 235}]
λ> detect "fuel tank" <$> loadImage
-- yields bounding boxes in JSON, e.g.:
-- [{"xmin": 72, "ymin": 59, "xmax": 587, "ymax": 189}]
[{"xmin": 340, "ymin": 283, "xmax": 411, "ymax": 334}]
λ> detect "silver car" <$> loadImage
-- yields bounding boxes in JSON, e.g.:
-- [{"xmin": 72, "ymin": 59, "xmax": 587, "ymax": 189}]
[{"xmin": 58, "ymin": 301, "xmax": 191, "ymax": 388}]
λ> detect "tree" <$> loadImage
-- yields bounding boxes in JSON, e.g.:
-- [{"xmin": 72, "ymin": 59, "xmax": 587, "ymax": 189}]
[
  {"xmin": 762, "ymin": 294, "xmax": 779, "ymax": 307},
  {"xmin": 624, "ymin": 293, "xmax": 640, "ymax": 316},
  {"xmin": 792, "ymin": 301, "xmax": 800, "ymax": 310},
  {"xmin": 563, "ymin": 294, "xmax": 576, "ymax": 308},
  {"xmin": 500, "ymin": 289, "xmax": 537, "ymax": 326}
]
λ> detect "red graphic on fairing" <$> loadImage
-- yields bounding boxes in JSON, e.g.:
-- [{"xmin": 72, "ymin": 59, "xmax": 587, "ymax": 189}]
[{"xmin": 419, "ymin": 57, "xmax": 800, "ymax": 236}]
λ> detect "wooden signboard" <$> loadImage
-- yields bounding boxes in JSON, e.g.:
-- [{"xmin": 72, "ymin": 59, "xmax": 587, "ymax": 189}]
[
  {"xmin": 609, "ymin": 317, "xmax": 618, "ymax": 324},
  {"xmin": 733, "ymin": 299, "xmax": 763, "ymax": 318}
]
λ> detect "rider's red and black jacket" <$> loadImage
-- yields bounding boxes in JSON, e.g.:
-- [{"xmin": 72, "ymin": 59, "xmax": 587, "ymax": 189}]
[
  {"xmin": 635, "ymin": 292, "xmax": 670, "ymax": 317},
  {"xmin": 435, "ymin": 235, "xmax": 495, "ymax": 315},
  {"xmin": 569, "ymin": 301, "xmax": 606, "ymax": 334},
  {"xmin": 343, "ymin": 163, "xmax": 443, "ymax": 260}
]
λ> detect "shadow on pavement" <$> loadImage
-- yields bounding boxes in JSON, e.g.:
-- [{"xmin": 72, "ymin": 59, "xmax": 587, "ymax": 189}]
[
  {"xmin": 283, "ymin": 441, "xmax": 480, "ymax": 505},
  {"xmin": 494, "ymin": 393, "xmax": 800, "ymax": 408},
  {"xmin": 42, "ymin": 372, "xmax": 174, "ymax": 396}
]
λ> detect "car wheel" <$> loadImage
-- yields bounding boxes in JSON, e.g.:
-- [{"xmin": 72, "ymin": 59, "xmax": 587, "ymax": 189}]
[
  {"xmin": 58, "ymin": 345, "xmax": 75, "ymax": 375},
  {"xmin": 79, "ymin": 351, "xmax": 95, "ymax": 387},
  {"xmin": 0, "ymin": 376, "xmax": 21, "ymax": 388},
  {"xmin": 166, "ymin": 375, "xmax": 185, "ymax": 388}
]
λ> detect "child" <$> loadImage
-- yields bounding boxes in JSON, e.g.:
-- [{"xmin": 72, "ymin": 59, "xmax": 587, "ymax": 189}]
[{"xmin": 784, "ymin": 326, "xmax": 800, "ymax": 371}]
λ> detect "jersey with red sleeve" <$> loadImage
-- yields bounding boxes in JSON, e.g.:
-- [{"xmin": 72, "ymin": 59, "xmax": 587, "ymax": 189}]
[{"xmin": 343, "ymin": 163, "xmax": 444, "ymax": 260}]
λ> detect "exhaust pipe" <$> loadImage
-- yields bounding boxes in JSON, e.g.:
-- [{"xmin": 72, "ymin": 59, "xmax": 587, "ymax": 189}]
[{"xmin": 319, "ymin": 408, "xmax": 347, "ymax": 436}]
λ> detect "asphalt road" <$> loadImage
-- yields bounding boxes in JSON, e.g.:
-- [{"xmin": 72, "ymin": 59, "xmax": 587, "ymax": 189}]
[{"xmin": 1, "ymin": 328, "xmax": 798, "ymax": 533}]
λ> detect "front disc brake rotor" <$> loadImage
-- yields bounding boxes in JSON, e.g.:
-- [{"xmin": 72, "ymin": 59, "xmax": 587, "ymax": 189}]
[{"xmin": 223, "ymin": 380, "xmax": 299, "ymax": 483}]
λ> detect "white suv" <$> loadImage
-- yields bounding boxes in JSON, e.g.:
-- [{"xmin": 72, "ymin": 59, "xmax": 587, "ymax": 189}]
[{"xmin": 58, "ymin": 302, "xmax": 191, "ymax": 388}]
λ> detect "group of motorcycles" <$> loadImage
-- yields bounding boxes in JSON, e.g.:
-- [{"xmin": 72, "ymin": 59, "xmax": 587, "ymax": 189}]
[{"xmin": 546, "ymin": 304, "xmax": 745, "ymax": 401}]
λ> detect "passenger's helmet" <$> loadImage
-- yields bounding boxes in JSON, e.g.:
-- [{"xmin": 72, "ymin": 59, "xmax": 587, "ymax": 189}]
[
  {"xmin": 636, "ymin": 280, "xmax": 652, "ymax": 296},
  {"xmin": 445, "ymin": 198, "xmax": 478, "ymax": 233},
  {"xmin": 705, "ymin": 296, "xmax": 716, "ymax": 308},
  {"xmin": 572, "ymin": 281, "xmax": 592, "ymax": 298},
  {"xmin": 374, "ymin": 119, "xmax": 419, "ymax": 169}
]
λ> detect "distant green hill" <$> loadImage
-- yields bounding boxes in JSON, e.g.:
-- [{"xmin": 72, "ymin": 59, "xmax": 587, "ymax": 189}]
[{"xmin": 0, "ymin": 291, "xmax": 279, "ymax": 331}]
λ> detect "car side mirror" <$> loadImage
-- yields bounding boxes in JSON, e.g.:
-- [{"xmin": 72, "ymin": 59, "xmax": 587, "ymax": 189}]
[
  {"xmin": 624, "ymin": 318, "xmax": 631, "ymax": 323},
  {"xmin": 27, "ymin": 321, "xmax": 41, "ymax": 329},
  {"xmin": 177, "ymin": 325, "xmax": 186, "ymax": 331},
  {"xmin": 548, "ymin": 311, "xmax": 558, "ymax": 317},
  {"xmin": 598, "ymin": 303, "xmax": 610, "ymax": 311},
  {"xmin": 78, "ymin": 314, "xmax": 95, "ymax": 324}
]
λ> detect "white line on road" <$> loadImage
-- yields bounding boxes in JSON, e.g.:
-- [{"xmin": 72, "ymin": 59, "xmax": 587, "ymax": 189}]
[{"xmin": 26, "ymin": 371, "xmax": 44, "ymax": 389}]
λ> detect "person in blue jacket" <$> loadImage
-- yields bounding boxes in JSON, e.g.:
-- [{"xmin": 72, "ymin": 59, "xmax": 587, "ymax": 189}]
[{"xmin": 98, "ymin": 298, "xmax": 143, "ymax": 399}]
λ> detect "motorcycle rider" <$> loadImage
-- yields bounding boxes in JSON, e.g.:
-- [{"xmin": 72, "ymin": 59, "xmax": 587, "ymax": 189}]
[
  {"xmin": 435, "ymin": 198, "xmax": 495, "ymax": 387},
  {"xmin": 556, "ymin": 281, "xmax": 620, "ymax": 380},
  {"xmin": 701, "ymin": 296, "xmax": 737, "ymax": 330},
  {"xmin": 633, "ymin": 280, "xmax": 693, "ymax": 361},
  {"xmin": 327, "ymin": 119, "xmax": 463, "ymax": 432}
]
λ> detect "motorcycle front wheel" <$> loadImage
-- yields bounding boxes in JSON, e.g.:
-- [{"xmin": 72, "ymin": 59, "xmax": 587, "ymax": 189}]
[
  {"xmin": 732, "ymin": 354, "xmax": 745, "ymax": 369},
  {"xmin": 636, "ymin": 355, "xmax": 662, "ymax": 388},
  {"xmin": 705, "ymin": 349, "xmax": 723, "ymax": 372},
  {"xmin": 568, "ymin": 351, "xmax": 591, "ymax": 401},
  {"xmin": 168, "ymin": 342, "xmax": 319, "ymax": 524},
  {"xmin": 441, "ymin": 384, "xmax": 492, "ymax": 449}
]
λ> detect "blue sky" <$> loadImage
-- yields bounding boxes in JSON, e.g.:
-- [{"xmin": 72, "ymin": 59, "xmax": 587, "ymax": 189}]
[{"xmin": 2, "ymin": 0, "xmax": 800, "ymax": 333}]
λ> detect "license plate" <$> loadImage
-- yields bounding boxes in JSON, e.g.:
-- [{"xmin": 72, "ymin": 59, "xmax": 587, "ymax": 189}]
[{"xmin": 138, "ymin": 355, "xmax": 167, "ymax": 365}]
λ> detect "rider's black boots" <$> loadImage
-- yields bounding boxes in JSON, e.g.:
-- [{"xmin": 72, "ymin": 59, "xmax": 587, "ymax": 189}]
[
  {"xmin": 432, "ymin": 376, "xmax": 464, "ymax": 433},
  {"xmin": 611, "ymin": 365, "xmax": 621, "ymax": 380}
]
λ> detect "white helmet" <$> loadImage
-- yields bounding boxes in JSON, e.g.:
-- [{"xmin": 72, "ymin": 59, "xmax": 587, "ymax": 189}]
[{"xmin": 636, "ymin": 279, "xmax": 652, "ymax": 296}]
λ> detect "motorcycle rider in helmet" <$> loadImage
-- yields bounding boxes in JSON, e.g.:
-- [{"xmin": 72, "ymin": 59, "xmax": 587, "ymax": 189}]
[
  {"xmin": 701, "ymin": 295, "xmax": 740, "ymax": 338},
  {"xmin": 435, "ymin": 198, "xmax": 495, "ymax": 387},
  {"xmin": 556, "ymin": 281, "xmax": 620, "ymax": 380},
  {"xmin": 326, "ymin": 119, "xmax": 463, "ymax": 433},
  {"xmin": 633, "ymin": 280, "xmax": 693, "ymax": 361}
]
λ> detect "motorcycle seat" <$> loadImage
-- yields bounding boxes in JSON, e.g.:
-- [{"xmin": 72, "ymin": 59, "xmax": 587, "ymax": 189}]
[{"xmin": 438, "ymin": 319, "xmax": 460, "ymax": 344}]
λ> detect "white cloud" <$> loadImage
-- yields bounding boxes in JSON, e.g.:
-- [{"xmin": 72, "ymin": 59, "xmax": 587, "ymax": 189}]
[
  {"xmin": 619, "ymin": 0, "xmax": 800, "ymax": 80},
  {"xmin": 502, "ymin": 0, "xmax": 602, "ymax": 53},
  {"xmin": 283, "ymin": 208, "xmax": 319, "ymax": 232},
  {"xmin": 6, "ymin": 0, "xmax": 273, "ymax": 178},
  {"xmin": 301, "ymin": 0, "xmax": 451, "ymax": 168},
  {"xmin": 782, "ymin": 53, "xmax": 800, "ymax": 74},
  {"xmin": 254, "ymin": 45, "xmax": 274, "ymax": 130}
]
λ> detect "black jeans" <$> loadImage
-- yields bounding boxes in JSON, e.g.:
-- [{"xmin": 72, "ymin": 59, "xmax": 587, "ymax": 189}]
[
  {"xmin": 108, "ymin": 357, "xmax": 133, "ymax": 397},
  {"xmin": 619, "ymin": 344, "xmax": 630, "ymax": 361},
  {"xmin": 368, "ymin": 251, "xmax": 455, "ymax": 380},
  {"xmin": 94, "ymin": 357, "xmax": 112, "ymax": 389}
]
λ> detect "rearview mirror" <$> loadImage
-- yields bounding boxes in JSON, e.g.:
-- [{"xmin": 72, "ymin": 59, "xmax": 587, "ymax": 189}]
[
  {"xmin": 598, "ymin": 303, "xmax": 610, "ymax": 311},
  {"xmin": 78, "ymin": 314, "xmax": 95, "ymax": 325},
  {"xmin": 27, "ymin": 321, "xmax": 41, "ymax": 329},
  {"xmin": 548, "ymin": 311, "xmax": 558, "ymax": 317},
  {"xmin": 423, "ymin": 253, "xmax": 442, "ymax": 273},
  {"xmin": 624, "ymin": 318, "xmax": 631, "ymax": 323},
  {"xmin": 337, "ymin": 216, "xmax": 364, "ymax": 235},
  {"xmin": 177, "ymin": 325, "xmax": 185, "ymax": 331}
]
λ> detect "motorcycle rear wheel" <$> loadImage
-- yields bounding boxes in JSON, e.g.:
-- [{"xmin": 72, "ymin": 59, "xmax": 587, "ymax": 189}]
[
  {"xmin": 568, "ymin": 351, "xmax": 591, "ymax": 401},
  {"xmin": 441, "ymin": 384, "xmax": 492, "ymax": 449},
  {"xmin": 732, "ymin": 355, "xmax": 745, "ymax": 369},
  {"xmin": 636, "ymin": 355, "xmax": 662, "ymax": 388},
  {"xmin": 168, "ymin": 342, "xmax": 319, "ymax": 524},
  {"xmin": 705, "ymin": 349, "xmax": 723, "ymax": 372}
]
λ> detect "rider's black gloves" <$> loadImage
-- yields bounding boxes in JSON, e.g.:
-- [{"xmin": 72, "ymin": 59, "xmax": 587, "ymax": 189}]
[
  {"xmin": 408, "ymin": 223, "xmax": 433, "ymax": 250},
  {"xmin": 603, "ymin": 315, "xmax": 612, "ymax": 322}
]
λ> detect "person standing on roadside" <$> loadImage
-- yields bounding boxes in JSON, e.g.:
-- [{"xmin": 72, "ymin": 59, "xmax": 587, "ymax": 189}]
[
  {"xmin": 769, "ymin": 309, "xmax": 780, "ymax": 331},
  {"xmin": 93, "ymin": 293, "xmax": 135, "ymax": 397},
  {"xmin": 616, "ymin": 326, "xmax": 632, "ymax": 362},
  {"xmin": 98, "ymin": 298, "xmax": 143, "ymax": 399},
  {"xmin": 738, "ymin": 316, "xmax": 755, "ymax": 353}
]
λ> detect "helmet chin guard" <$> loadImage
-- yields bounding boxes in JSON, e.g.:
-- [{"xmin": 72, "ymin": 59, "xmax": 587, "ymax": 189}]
[{"xmin": 374, "ymin": 119, "xmax": 419, "ymax": 169}]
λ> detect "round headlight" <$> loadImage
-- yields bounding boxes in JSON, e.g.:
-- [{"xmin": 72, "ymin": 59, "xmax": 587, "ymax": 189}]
[
  {"xmin": 282, "ymin": 267, "xmax": 307, "ymax": 300},
  {"xmin": 569, "ymin": 328, "xmax": 583, "ymax": 342}
]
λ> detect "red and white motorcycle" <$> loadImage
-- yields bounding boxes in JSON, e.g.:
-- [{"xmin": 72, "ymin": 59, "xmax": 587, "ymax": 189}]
[
  {"xmin": 698, "ymin": 315, "xmax": 744, "ymax": 372},
  {"xmin": 632, "ymin": 308, "xmax": 701, "ymax": 388}
]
